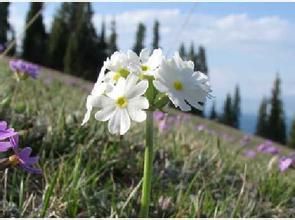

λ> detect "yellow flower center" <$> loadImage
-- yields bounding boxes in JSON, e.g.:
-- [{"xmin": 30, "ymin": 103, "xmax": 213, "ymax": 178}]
[
  {"xmin": 116, "ymin": 96, "xmax": 128, "ymax": 108},
  {"xmin": 8, "ymin": 155, "xmax": 20, "ymax": 166},
  {"xmin": 113, "ymin": 72, "xmax": 121, "ymax": 81},
  {"xmin": 173, "ymin": 80, "xmax": 183, "ymax": 91},
  {"xmin": 141, "ymin": 65, "xmax": 149, "ymax": 71},
  {"xmin": 113, "ymin": 68, "xmax": 130, "ymax": 81}
]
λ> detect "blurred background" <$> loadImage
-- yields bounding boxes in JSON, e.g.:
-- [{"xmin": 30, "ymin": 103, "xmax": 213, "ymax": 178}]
[{"xmin": 1, "ymin": 2, "xmax": 295, "ymax": 145}]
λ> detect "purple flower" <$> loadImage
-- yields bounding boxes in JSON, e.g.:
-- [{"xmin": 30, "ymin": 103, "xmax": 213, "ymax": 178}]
[
  {"xmin": 0, "ymin": 121, "xmax": 17, "ymax": 152},
  {"xmin": 158, "ymin": 117, "xmax": 171, "ymax": 133},
  {"xmin": 154, "ymin": 111, "xmax": 166, "ymax": 121},
  {"xmin": 257, "ymin": 141, "xmax": 279, "ymax": 155},
  {"xmin": 9, "ymin": 59, "xmax": 40, "ymax": 79},
  {"xmin": 278, "ymin": 154, "xmax": 295, "ymax": 172},
  {"xmin": 0, "ymin": 44, "xmax": 5, "ymax": 53},
  {"xmin": 244, "ymin": 149, "xmax": 256, "ymax": 158},
  {"xmin": 196, "ymin": 124, "xmax": 207, "ymax": 132},
  {"xmin": 8, "ymin": 135, "xmax": 42, "ymax": 174}
]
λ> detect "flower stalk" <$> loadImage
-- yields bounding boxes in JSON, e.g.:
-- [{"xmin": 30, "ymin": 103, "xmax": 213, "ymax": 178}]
[{"xmin": 140, "ymin": 110, "xmax": 154, "ymax": 217}]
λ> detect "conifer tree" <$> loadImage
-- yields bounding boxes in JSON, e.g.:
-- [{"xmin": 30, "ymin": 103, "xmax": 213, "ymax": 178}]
[
  {"xmin": 196, "ymin": 46, "xmax": 208, "ymax": 75},
  {"xmin": 288, "ymin": 117, "xmax": 295, "ymax": 149},
  {"xmin": 255, "ymin": 97, "xmax": 269, "ymax": 137},
  {"xmin": 97, "ymin": 20, "xmax": 108, "ymax": 71},
  {"xmin": 179, "ymin": 43, "xmax": 186, "ymax": 59},
  {"xmin": 268, "ymin": 75, "xmax": 286, "ymax": 144},
  {"xmin": 47, "ymin": 3, "xmax": 72, "ymax": 69},
  {"xmin": 0, "ymin": 3, "xmax": 15, "ymax": 55},
  {"xmin": 221, "ymin": 94, "xmax": 233, "ymax": 126},
  {"xmin": 209, "ymin": 101, "xmax": 218, "ymax": 120},
  {"xmin": 189, "ymin": 42, "xmax": 196, "ymax": 63},
  {"xmin": 232, "ymin": 85, "xmax": 241, "ymax": 128},
  {"xmin": 64, "ymin": 3, "xmax": 99, "ymax": 81},
  {"xmin": 133, "ymin": 22, "xmax": 146, "ymax": 55},
  {"xmin": 0, "ymin": 3, "xmax": 10, "ymax": 45},
  {"xmin": 109, "ymin": 18, "xmax": 118, "ymax": 54},
  {"xmin": 22, "ymin": 2, "xmax": 47, "ymax": 64},
  {"xmin": 152, "ymin": 20, "xmax": 160, "ymax": 49}
]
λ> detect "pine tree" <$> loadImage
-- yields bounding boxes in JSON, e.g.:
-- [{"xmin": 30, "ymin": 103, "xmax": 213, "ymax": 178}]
[
  {"xmin": 47, "ymin": 3, "xmax": 72, "ymax": 69},
  {"xmin": 232, "ymin": 85, "xmax": 241, "ymax": 128},
  {"xmin": 0, "ymin": 3, "xmax": 10, "ymax": 44},
  {"xmin": 0, "ymin": 3, "xmax": 15, "ymax": 55},
  {"xmin": 109, "ymin": 18, "xmax": 118, "ymax": 54},
  {"xmin": 64, "ymin": 3, "xmax": 99, "ymax": 81},
  {"xmin": 22, "ymin": 3, "xmax": 47, "ymax": 64},
  {"xmin": 133, "ymin": 22, "xmax": 146, "ymax": 55},
  {"xmin": 189, "ymin": 42, "xmax": 196, "ymax": 63},
  {"xmin": 268, "ymin": 75, "xmax": 286, "ymax": 144},
  {"xmin": 288, "ymin": 117, "xmax": 295, "ymax": 149},
  {"xmin": 221, "ymin": 94, "xmax": 233, "ymax": 126},
  {"xmin": 179, "ymin": 43, "xmax": 186, "ymax": 59},
  {"xmin": 196, "ymin": 46, "xmax": 208, "ymax": 75},
  {"xmin": 209, "ymin": 101, "xmax": 218, "ymax": 120},
  {"xmin": 152, "ymin": 20, "xmax": 160, "ymax": 49},
  {"xmin": 97, "ymin": 20, "xmax": 108, "ymax": 72},
  {"xmin": 255, "ymin": 97, "xmax": 269, "ymax": 137}
]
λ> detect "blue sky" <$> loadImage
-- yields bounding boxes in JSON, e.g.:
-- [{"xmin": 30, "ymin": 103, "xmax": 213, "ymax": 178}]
[{"xmin": 8, "ymin": 2, "xmax": 295, "ymax": 118}]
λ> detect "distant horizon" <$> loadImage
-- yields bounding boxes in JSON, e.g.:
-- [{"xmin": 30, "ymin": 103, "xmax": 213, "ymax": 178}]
[{"xmin": 8, "ymin": 2, "xmax": 295, "ymax": 119}]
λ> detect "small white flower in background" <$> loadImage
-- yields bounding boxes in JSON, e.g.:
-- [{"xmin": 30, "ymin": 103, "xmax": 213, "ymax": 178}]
[
  {"xmin": 128, "ymin": 48, "xmax": 164, "ymax": 77},
  {"xmin": 153, "ymin": 52, "xmax": 211, "ymax": 111},
  {"xmin": 93, "ymin": 74, "xmax": 149, "ymax": 135},
  {"xmin": 102, "ymin": 51, "xmax": 134, "ymax": 84}
]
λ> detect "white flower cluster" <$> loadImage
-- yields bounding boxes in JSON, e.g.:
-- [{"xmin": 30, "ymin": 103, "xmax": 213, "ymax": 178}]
[{"xmin": 82, "ymin": 48, "xmax": 212, "ymax": 135}]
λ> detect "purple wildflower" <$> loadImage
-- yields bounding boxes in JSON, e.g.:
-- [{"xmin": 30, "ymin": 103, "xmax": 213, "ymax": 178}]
[
  {"xmin": 9, "ymin": 59, "xmax": 40, "ymax": 79},
  {"xmin": 0, "ymin": 44, "xmax": 4, "ymax": 53},
  {"xmin": 244, "ymin": 149, "xmax": 256, "ymax": 158},
  {"xmin": 154, "ymin": 111, "xmax": 165, "ymax": 121},
  {"xmin": 257, "ymin": 141, "xmax": 279, "ymax": 155},
  {"xmin": 0, "ymin": 121, "xmax": 17, "ymax": 152},
  {"xmin": 8, "ymin": 135, "xmax": 42, "ymax": 174},
  {"xmin": 278, "ymin": 154, "xmax": 295, "ymax": 172},
  {"xmin": 158, "ymin": 117, "xmax": 170, "ymax": 133}
]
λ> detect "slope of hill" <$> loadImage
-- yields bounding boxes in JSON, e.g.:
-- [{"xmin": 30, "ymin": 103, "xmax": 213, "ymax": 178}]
[{"xmin": 0, "ymin": 57, "xmax": 294, "ymax": 217}]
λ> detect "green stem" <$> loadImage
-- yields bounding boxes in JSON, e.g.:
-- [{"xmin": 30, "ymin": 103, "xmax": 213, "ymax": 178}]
[{"xmin": 139, "ymin": 110, "xmax": 154, "ymax": 217}]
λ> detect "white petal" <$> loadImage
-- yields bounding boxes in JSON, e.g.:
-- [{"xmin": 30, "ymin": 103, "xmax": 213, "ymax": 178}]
[
  {"xmin": 153, "ymin": 80, "xmax": 168, "ymax": 93},
  {"xmin": 146, "ymin": 49, "xmax": 163, "ymax": 69},
  {"xmin": 95, "ymin": 104, "xmax": 116, "ymax": 122},
  {"xmin": 128, "ymin": 108, "xmax": 147, "ymax": 122},
  {"xmin": 107, "ymin": 109, "xmax": 130, "ymax": 135},
  {"xmin": 140, "ymin": 48, "xmax": 150, "ymax": 63},
  {"xmin": 120, "ymin": 109, "xmax": 131, "ymax": 135},
  {"xmin": 128, "ymin": 97, "xmax": 149, "ymax": 122},
  {"xmin": 169, "ymin": 92, "xmax": 191, "ymax": 111},
  {"xmin": 127, "ymin": 50, "xmax": 140, "ymax": 63},
  {"xmin": 107, "ymin": 77, "xmax": 126, "ymax": 99},
  {"xmin": 126, "ymin": 80, "xmax": 148, "ymax": 99},
  {"xmin": 81, "ymin": 106, "xmax": 92, "ymax": 126}
]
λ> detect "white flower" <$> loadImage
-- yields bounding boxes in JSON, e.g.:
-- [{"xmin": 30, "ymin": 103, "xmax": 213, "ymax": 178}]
[
  {"xmin": 94, "ymin": 74, "xmax": 149, "ymax": 135},
  {"xmin": 128, "ymin": 48, "xmax": 164, "ymax": 77},
  {"xmin": 81, "ymin": 78, "xmax": 110, "ymax": 126},
  {"xmin": 153, "ymin": 52, "xmax": 211, "ymax": 111},
  {"xmin": 101, "ymin": 51, "xmax": 134, "ymax": 84}
]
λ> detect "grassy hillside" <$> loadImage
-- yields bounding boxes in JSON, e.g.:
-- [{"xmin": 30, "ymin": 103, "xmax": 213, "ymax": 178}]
[{"xmin": 0, "ymin": 57, "xmax": 295, "ymax": 217}]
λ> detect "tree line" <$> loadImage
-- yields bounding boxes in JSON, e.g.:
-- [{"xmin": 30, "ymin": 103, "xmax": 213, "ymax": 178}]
[
  {"xmin": 213, "ymin": 75, "xmax": 295, "ymax": 149},
  {"xmin": 0, "ymin": 3, "xmax": 166, "ymax": 81}
]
